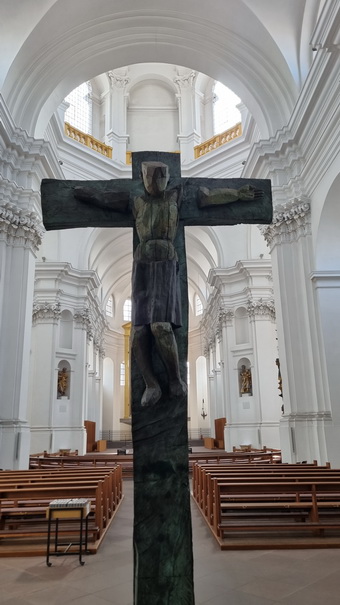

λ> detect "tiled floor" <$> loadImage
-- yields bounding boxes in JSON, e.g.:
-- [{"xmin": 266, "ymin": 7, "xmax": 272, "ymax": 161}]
[{"xmin": 1, "ymin": 479, "xmax": 340, "ymax": 604}]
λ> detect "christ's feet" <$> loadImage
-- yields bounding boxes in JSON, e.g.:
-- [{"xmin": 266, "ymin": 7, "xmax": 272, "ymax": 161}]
[
  {"xmin": 141, "ymin": 385, "xmax": 162, "ymax": 407},
  {"xmin": 169, "ymin": 378, "xmax": 187, "ymax": 399}
]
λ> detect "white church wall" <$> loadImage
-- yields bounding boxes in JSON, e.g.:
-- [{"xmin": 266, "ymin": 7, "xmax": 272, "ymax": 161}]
[
  {"xmin": 102, "ymin": 329, "xmax": 128, "ymax": 440},
  {"xmin": 311, "ymin": 170, "xmax": 340, "ymax": 466},
  {"xmin": 29, "ymin": 263, "xmax": 105, "ymax": 454},
  {"xmin": 202, "ymin": 261, "xmax": 281, "ymax": 452},
  {"xmin": 127, "ymin": 80, "xmax": 179, "ymax": 152},
  {"xmin": 103, "ymin": 357, "xmax": 115, "ymax": 432}
]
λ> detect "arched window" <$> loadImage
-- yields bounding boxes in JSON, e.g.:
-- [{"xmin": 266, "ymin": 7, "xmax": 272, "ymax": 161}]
[
  {"xmin": 213, "ymin": 82, "xmax": 241, "ymax": 135},
  {"xmin": 120, "ymin": 361, "xmax": 125, "ymax": 386},
  {"xmin": 106, "ymin": 296, "xmax": 113, "ymax": 318},
  {"xmin": 195, "ymin": 294, "xmax": 203, "ymax": 316},
  {"xmin": 123, "ymin": 298, "xmax": 132, "ymax": 322},
  {"xmin": 65, "ymin": 82, "xmax": 92, "ymax": 134}
]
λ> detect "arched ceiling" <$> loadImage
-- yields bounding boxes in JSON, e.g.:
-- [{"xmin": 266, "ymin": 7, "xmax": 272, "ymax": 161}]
[{"xmin": 1, "ymin": 0, "xmax": 322, "ymax": 139}]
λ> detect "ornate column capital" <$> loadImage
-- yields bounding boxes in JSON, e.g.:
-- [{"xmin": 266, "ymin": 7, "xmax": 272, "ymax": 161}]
[
  {"xmin": 107, "ymin": 70, "xmax": 130, "ymax": 89},
  {"xmin": 74, "ymin": 306, "xmax": 94, "ymax": 339},
  {"xmin": 0, "ymin": 203, "xmax": 44, "ymax": 252},
  {"xmin": 174, "ymin": 70, "xmax": 197, "ymax": 90},
  {"xmin": 247, "ymin": 297, "xmax": 276, "ymax": 321},
  {"xmin": 99, "ymin": 344, "xmax": 106, "ymax": 359},
  {"xmin": 260, "ymin": 198, "xmax": 311, "ymax": 250},
  {"xmin": 32, "ymin": 300, "xmax": 61, "ymax": 324},
  {"xmin": 218, "ymin": 307, "xmax": 234, "ymax": 327},
  {"xmin": 74, "ymin": 304, "xmax": 108, "ymax": 344}
]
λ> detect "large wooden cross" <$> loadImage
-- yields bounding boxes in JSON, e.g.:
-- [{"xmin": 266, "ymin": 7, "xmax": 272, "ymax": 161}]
[{"xmin": 41, "ymin": 151, "xmax": 272, "ymax": 605}]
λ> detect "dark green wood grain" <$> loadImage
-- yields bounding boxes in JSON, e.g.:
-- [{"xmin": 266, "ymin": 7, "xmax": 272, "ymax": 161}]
[{"xmin": 131, "ymin": 219, "xmax": 194, "ymax": 604}]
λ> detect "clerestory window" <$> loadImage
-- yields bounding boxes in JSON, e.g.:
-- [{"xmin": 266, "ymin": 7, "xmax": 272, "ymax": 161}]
[
  {"xmin": 213, "ymin": 82, "xmax": 241, "ymax": 135},
  {"xmin": 123, "ymin": 298, "xmax": 132, "ymax": 322},
  {"xmin": 65, "ymin": 82, "xmax": 93, "ymax": 134}
]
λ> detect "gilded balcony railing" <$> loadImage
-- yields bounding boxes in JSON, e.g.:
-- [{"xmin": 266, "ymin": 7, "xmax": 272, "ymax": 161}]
[
  {"xmin": 64, "ymin": 122, "xmax": 112, "ymax": 158},
  {"xmin": 126, "ymin": 150, "xmax": 180, "ymax": 165},
  {"xmin": 194, "ymin": 122, "xmax": 242, "ymax": 159}
]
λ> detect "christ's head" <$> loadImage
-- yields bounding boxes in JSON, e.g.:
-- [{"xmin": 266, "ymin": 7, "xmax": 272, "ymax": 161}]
[{"xmin": 141, "ymin": 161, "xmax": 170, "ymax": 196}]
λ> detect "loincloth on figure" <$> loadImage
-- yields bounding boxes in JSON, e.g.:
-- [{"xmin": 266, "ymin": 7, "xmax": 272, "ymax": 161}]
[{"xmin": 131, "ymin": 258, "xmax": 182, "ymax": 327}]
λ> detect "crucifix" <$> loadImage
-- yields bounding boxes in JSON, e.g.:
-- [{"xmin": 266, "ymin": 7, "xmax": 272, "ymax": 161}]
[{"xmin": 41, "ymin": 151, "xmax": 272, "ymax": 605}]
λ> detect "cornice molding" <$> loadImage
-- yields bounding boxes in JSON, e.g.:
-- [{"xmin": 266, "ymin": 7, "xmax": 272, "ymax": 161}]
[{"xmin": 0, "ymin": 93, "xmax": 63, "ymax": 182}]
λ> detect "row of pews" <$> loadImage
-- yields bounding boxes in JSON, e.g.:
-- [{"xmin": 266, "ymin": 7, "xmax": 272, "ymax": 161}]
[
  {"xmin": 0, "ymin": 465, "xmax": 123, "ymax": 557},
  {"xmin": 192, "ymin": 459, "xmax": 340, "ymax": 549},
  {"xmin": 29, "ymin": 447, "xmax": 281, "ymax": 478}
]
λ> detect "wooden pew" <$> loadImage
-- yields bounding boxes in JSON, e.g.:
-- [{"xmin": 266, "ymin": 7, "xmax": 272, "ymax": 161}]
[
  {"xmin": 211, "ymin": 479, "xmax": 340, "ymax": 538},
  {"xmin": 29, "ymin": 449, "xmax": 282, "ymax": 478},
  {"xmin": 204, "ymin": 472, "xmax": 340, "ymax": 525},
  {"xmin": 0, "ymin": 466, "xmax": 122, "ymax": 510},
  {"xmin": 192, "ymin": 462, "xmax": 333, "ymax": 514},
  {"xmin": 191, "ymin": 461, "xmax": 340, "ymax": 548},
  {"xmin": 0, "ymin": 466, "xmax": 124, "ymax": 555},
  {"xmin": 0, "ymin": 482, "xmax": 105, "ymax": 540},
  {"xmin": 29, "ymin": 453, "xmax": 134, "ymax": 477}
]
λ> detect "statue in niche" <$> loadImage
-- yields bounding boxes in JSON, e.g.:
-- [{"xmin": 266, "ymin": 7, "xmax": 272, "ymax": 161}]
[
  {"xmin": 57, "ymin": 367, "xmax": 68, "ymax": 397},
  {"xmin": 240, "ymin": 364, "xmax": 252, "ymax": 395}
]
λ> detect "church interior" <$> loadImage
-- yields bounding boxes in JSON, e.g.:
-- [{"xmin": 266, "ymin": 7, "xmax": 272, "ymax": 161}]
[{"xmin": 1, "ymin": 0, "xmax": 340, "ymax": 602}]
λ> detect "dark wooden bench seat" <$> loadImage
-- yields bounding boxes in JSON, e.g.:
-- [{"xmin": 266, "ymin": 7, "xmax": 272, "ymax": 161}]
[
  {"xmin": 191, "ymin": 461, "xmax": 340, "ymax": 548},
  {"xmin": 193, "ymin": 464, "xmax": 339, "ymax": 516},
  {"xmin": 29, "ymin": 449, "xmax": 282, "ymax": 478},
  {"xmin": 212, "ymin": 480, "xmax": 340, "ymax": 538},
  {"xmin": 0, "ymin": 466, "xmax": 124, "ymax": 556}
]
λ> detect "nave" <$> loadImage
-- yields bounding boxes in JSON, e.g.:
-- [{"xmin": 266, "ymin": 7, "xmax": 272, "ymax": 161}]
[{"xmin": 1, "ymin": 479, "xmax": 340, "ymax": 605}]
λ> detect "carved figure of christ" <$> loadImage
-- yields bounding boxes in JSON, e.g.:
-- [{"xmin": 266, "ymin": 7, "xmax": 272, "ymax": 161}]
[{"xmin": 41, "ymin": 151, "xmax": 272, "ymax": 605}]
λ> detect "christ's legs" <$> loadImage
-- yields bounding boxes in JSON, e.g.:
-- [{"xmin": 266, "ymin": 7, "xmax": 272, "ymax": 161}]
[
  {"xmin": 131, "ymin": 325, "xmax": 162, "ymax": 406},
  {"xmin": 150, "ymin": 322, "xmax": 187, "ymax": 398}
]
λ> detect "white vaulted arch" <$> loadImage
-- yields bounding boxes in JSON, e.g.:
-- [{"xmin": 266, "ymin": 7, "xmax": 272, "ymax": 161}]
[{"xmin": 2, "ymin": 1, "xmax": 300, "ymax": 139}]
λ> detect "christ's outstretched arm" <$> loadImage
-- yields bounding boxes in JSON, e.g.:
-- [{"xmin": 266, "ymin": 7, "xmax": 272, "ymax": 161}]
[
  {"xmin": 74, "ymin": 186, "xmax": 130, "ymax": 212},
  {"xmin": 198, "ymin": 184, "xmax": 261, "ymax": 208}
]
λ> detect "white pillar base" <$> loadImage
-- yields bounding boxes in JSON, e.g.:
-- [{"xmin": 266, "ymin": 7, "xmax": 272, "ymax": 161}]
[
  {"xmin": 0, "ymin": 420, "xmax": 31, "ymax": 470},
  {"xmin": 279, "ymin": 412, "xmax": 333, "ymax": 464},
  {"xmin": 225, "ymin": 422, "xmax": 280, "ymax": 452},
  {"xmin": 30, "ymin": 426, "xmax": 87, "ymax": 456}
]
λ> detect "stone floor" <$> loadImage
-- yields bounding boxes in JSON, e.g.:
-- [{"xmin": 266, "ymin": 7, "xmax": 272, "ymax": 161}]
[{"xmin": 1, "ymin": 479, "xmax": 340, "ymax": 604}]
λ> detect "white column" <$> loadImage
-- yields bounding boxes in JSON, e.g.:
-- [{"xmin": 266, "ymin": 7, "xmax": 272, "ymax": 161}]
[
  {"xmin": 262, "ymin": 200, "xmax": 331, "ymax": 463},
  {"xmin": 105, "ymin": 71, "xmax": 130, "ymax": 164},
  {"xmin": 215, "ymin": 326, "xmax": 226, "ymax": 420},
  {"xmin": 174, "ymin": 70, "xmax": 201, "ymax": 164},
  {"xmin": 97, "ymin": 346, "xmax": 105, "ymax": 440},
  {"xmin": 218, "ymin": 309, "xmax": 234, "ymax": 451},
  {"xmin": 187, "ymin": 344, "xmax": 199, "ymax": 441},
  {"xmin": 206, "ymin": 342, "xmax": 216, "ymax": 439},
  {"xmin": 0, "ymin": 205, "xmax": 43, "ymax": 468},
  {"xmin": 87, "ymin": 339, "xmax": 104, "ymax": 441},
  {"xmin": 29, "ymin": 300, "xmax": 62, "ymax": 453},
  {"xmin": 311, "ymin": 272, "xmax": 340, "ymax": 464},
  {"xmin": 247, "ymin": 299, "xmax": 281, "ymax": 448}
]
